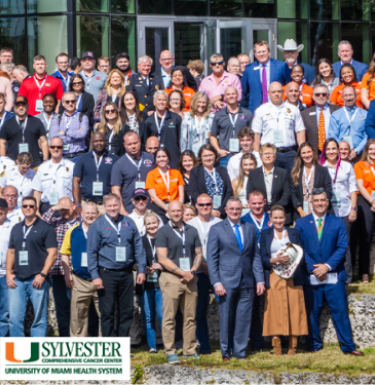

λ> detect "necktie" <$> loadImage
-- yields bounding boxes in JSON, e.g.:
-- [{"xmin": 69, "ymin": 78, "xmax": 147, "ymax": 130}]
[
  {"xmin": 234, "ymin": 224, "xmax": 243, "ymax": 252},
  {"xmin": 261, "ymin": 64, "xmax": 268, "ymax": 104},
  {"xmin": 318, "ymin": 108, "xmax": 326, "ymax": 151},
  {"xmin": 317, "ymin": 218, "xmax": 324, "ymax": 241}
]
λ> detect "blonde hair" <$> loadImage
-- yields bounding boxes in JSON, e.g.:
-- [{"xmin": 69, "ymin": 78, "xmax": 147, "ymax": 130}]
[
  {"xmin": 233, "ymin": 153, "xmax": 257, "ymax": 194},
  {"xmin": 98, "ymin": 102, "xmax": 123, "ymax": 136},
  {"xmin": 183, "ymin": 204, "xmax": 197, "ymax": 217},
  {"xmin": 105, "ymin": 69, "xmax": 126, "ymax": 98},
  {"xmin": 189, "ymin": 92, "xmax": 212, "ymax": 118},
  {"xmin": 144, "ymin": 210, "xmax": 160, "ymax": 226},
  {"xmin": 259, "ymin": 143, "xmax": 277, "ymax": 155}
]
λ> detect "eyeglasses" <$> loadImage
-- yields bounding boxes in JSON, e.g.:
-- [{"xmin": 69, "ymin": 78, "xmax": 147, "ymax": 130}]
[
  {"xmin": 160, "ymin": 57, "xmax": 173, "ymax": 61},
  {"xmin": 197, "ymin": 203, "xmax": 213, "ymax": 207},
  {"xmin": 260, "ymin": 152, "xmax": 274, "ymax": 157},
  {"xmin": 64, "ymin": 100, "xmax": 76, "ymax": 104},
  {"xmin": 172, "ymin": 74, "xmax": 183, "ymax": 78},
  {"xmin": 210, "ymin": 61, "xmax": 224, "ymax": 66},
  {"xmin": 50, "ymin": 145, "xmax": 63, "ymax": 150},
  {"xmin": 314, "ymin": 93, "xmax": 328, "ymax": 97},
  {"xmin": 22, "ymin": 204, "xmax": 35, "ymax": 209},
  {"xmin": 170, "ymin": 98, "xmax": 182, "ymax": 102},
  {"xmin": 105, "ymin": 109, "xmax": 116, "ymax": 114},
  {"xmin": 72, "ymin": 81, "xmax": 83, "ymax": 86},
  {"xmin": 134, "ymin": 196, "xmax": 148, "ymax": 201},
  {"xmin": 3, "ymin": 195, "xmax": 17, "ymax": 199}
]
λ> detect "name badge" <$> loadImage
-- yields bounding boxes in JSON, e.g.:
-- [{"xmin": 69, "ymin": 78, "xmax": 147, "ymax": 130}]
[
  {"xmin": 49, "ymin": 191, "xmax": 59, "ymax": 205},
  {"xmin": 309, "ymin": 112, "xmax": 316, "ymax": 116},
  {"xmin": 92, "ymin": 182, "xmax": 103, "ymax": 196},
  {"xmin": 179, "ymin": 257, "xmax": 191, "ymax": 271},
  {"xmin": 147, "ymin": 272, "xmax": 158, "ymax": 283},
  {"xmin": 310, "ymin": 273, "xmax": 338, "ymax": 286},
  {"xmin": 372, "ymin": 191, "xmax": 375, "ymax": 200},
  {"xmin": 273, "ymin": 129, "xmax": 284, "ymax": 144},
  {"xmin": 19, "ymin": 250, "xmax": 29, "ymax": 266},
  {"xmin": 192, "ymin": 143, "xmax": 200, "ymax": 157},
  {"xmin": 213, "ymin": 195, "xmax": 222, "ymax": 209},
  {"xmin": 81, "ymin": 252, "xmax": 88, "ymax": 268},
  {"xmin": 35, "ymin": 99, "xmax": 44, "ymax": 112},
  {"xmin": 253, "ymin": 66, "xmax": 260, "ymax": 70},
  {"xmin": 303, "ymin": 201, "xmax": 309, "ymax": 214},
  {"xmin": 332, "ymin": 191, "xmax": 341, "ymax": 207},
  {"xmin": 63, "ymin": 144, "xmax": 70, "ymax": 152},
  {"xmin": 135, "ymin": 181, "xmax": 145, "ymax": 189},
  {"xmin": 343, "ymin": 136, "xmax": 353, "ymax": 150},
  {"xmin": 19, "ymin": 143, "xmax": 29, "ymax": 153},
  {"xmin": 229, "ymin": 138, "xmax": 239, "ymax": 153},
  {"xmin": 116, "ymin": 246, "xmax": 126, "ymax": 262}
]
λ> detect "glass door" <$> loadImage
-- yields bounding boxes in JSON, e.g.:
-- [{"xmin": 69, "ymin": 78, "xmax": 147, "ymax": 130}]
[{"xmin": 250, "ymin": 19, "xmax": 277, "ymax": 60}]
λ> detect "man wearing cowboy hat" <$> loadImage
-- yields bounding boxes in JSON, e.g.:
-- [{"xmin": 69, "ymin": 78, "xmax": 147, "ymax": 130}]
[{"xmin": 277, "ymin": 39, "xmax": 315, "ymax": 86}]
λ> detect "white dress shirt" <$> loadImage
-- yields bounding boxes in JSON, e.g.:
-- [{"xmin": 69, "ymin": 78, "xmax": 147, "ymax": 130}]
[
  {"xmin": 315, "ymin": 103, "xmax": 332, "ymax": 136},
  {"xmin": 324, "ymin": 160, "xmax": 357, "ymax": 217},
  {"xmin": 0, "ymin": 156, "xmax": 15, "ymax": 177},
  {"xmin": 0, "ymin": 218, "xmax": 14, "ymax": 277},
  {"xmin": 227, "ymin": 150, "xmax": 262, "ymax": 182},
  {"xmin": 7, "ymin": 207, "xmax": 24, "ymax": 226},
  {"xmin": 252, "ymin": 101, "xmax": 305, "ymax": 148},
  {"xmin": 263, "ymin": 166, "xmax": 274, "ymax": 203}
]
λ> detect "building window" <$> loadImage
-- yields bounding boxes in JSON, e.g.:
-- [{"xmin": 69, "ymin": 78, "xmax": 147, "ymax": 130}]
[
  {"xmin": 111, "ymin": 0, "xmax": 136, "ymax": 13},
  {"xmin": 277, "ymin": 0, "xmax": 307, "ymax": 19},
  {"xmin": 309, "ymin": 0, "xmax": 339, "ymax": 21},
  {"xmin": 0, "ymin": 17, "xmax": 27, "ymax": 64},
  {"xmin": 76, "ymin": 0, "xmax": 109, "ymax": 13},
  {"xmin": 174, "ymin": 0, "xmax": 208, "ymax": 16},
  {"xmin": 0, "ymin": 0, "xmax": 25, "ymax": 14},
  {"xmin": 138, "ymin": 0, "xmax": 173, "ymax": 14},
  {"xmin": 341, "ymin": 23, "xmax": 370, "ymax": 64},
  {"xmin": 210, "ymin": 0, "xmax": 243, "ymax": 17},
  {"xmin": 310, "ymin": 22, "xmax": 340, "ymax": 65},
  {"xmin": 27, "ymin": 0, "xmax": 67, "ymax": 13},
  {"xmin": 245, "ymin": 0, "xmax": 276, "ymax": 18},
  {"xmin": 341, "ymin": 0, "xmax": 370, "ymax": 21}
]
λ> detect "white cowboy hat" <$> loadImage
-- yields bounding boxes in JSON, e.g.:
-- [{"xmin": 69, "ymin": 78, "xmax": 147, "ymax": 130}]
[
  {"xmin": 277, "ymin": 39, "xmax": 304, "ymax": 52},
  {"xmin": 272, "ymin": 242, "xmax": 304, "ymax": 279}
]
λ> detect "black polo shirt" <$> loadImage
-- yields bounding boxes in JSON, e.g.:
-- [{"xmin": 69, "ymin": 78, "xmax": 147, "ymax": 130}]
[
  {"xmin": 155, "ymin": 222, "xmax": 201, "ymax": 275},
  {"xmin": 0, "ymin": 115, "xmax": 47, "ymax": 166},
  {"xmin": 9, "ymin": 217, "xmax": 57, "ymax": 281},
  {"xmin": 73, "ymin": 151, "xmax": 119, "ymax": 202},
  {"xmin": 110, "ymin": 151, "xmax": 154, "ymax": 212},
  {"xmin": 144, "ymin": 110, "xmax": 182, "ymax": 168},
  {"xmin": 210, "ymin": 107, "xmax": 253, "ymax": 153}
]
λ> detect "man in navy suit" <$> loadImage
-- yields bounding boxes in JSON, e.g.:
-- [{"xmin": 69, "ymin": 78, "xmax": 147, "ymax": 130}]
[
  {"xmin": 207, "ymin": 197, "xmax": 265, "ymax": 361},
  {"xmin": 332, "ymin": 41, "xmax": 368, "ymax": 81},
  {"xmin": 295, "ymin": 188, "xmax": 364, "ymax": 356},
  {"xmin": 0, "ymin": 93, "xmax": 14, "ymax": 130},
  {"xmin": 241, "ymin": 40, "xmax": 288, "ymax": 114}
]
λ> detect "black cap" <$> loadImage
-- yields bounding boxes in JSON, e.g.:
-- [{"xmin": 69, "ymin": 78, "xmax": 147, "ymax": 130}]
[
  {"xmin": 15, "ymin": 95, "xmax": 28, "ymax": 105},
  {"xmin": 133, "ymin": 188, "xmax": 149, "ymax": 199},
  {"xmin": 0, "ymin": 198, "xmax": 8, "ymax": 208},
  {"xmin": 81, "ymin": 51, "xmax": 95, "ymax": 60}
]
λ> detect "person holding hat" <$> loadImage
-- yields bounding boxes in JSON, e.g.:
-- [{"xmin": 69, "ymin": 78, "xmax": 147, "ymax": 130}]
[
  {"xmin": 278, "ymin": 39, "xmax": 315, "ymax": 86},
  {"xmin": 79, "ymin": 51, "xmax": 108, "ymax": 103},
  {"xmin": 0, "ymin": 95, "xmax": 49, "ymax": 168},
  {"xmin": 115, "ymin": 52, "xmax": 134, "ymax": 81},
  {"xmin": 259, "ymin": 205, "xmax": 308, "ymax": 356},
  {"xmin": 0, "ymin": 197, "xmax": 13, "ymax": 337}
]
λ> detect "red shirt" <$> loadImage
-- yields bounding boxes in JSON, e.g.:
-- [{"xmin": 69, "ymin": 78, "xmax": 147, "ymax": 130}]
[{"xmin": 18, "ymin": 74, "xmax": 64, "ymax": 115}]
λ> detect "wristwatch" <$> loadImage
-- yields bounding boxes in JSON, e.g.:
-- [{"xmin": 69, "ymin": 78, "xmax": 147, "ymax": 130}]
[
  {"xmin": 40, "ymin": 272, "xmax": 46, "ymax": 278},
  {"xmin": 191, "ymin": 270, "xmax": 196, "ymax": 276}
]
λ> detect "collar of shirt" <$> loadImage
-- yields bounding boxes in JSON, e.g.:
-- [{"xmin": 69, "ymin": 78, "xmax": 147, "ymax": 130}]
[
  {"xmin": 341, "ymin": 60, "xmax": 353, "ymax": 66},
  {"xmin": 129, "ymin": 211, "xmax": 144, "ymax": 220},
  {"xmin": 316, "ymin": 103, "xmax": 330, "ymax": 112},
  {"xmin": 228, "ymin": 218, "xmax": 241, "ymax": 229},
  {"xmin": 207, "ymin": 70, "xmax": 230, "ymax": 83},
  {"xmin": 108, "ymin": 214, "xmax": 123, "ymax": 225},
  {"xmin": 258, "ymin": 59, "xmax": 270, "ymax": 69},
  {"xmin": 269, "ymin": 101, "xmax": 285, "ymax": 111},
  {"xmin": 63, "ymin": 110, "xmax": 79, "ymax": 118},
  {"xmin": 161, "ymin": 67, "xmax": 170, "ymax": 78},
  {"xmin": 345, "ymin": 105, "xmax": 357, "ymax": 114},
  {"xmin": 312, "ymin": 212, "xmax": 327, "ymax": 225},
  {"xmin": 262, "ymin": 166, "xmax": 274, "ymax": 176},
  {"xmin": 225, "ymin": 106, "xmax": 241, "ymax": 115}
]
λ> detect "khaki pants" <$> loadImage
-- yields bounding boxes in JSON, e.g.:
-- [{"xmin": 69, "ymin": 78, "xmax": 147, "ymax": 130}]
[
  {"xmin": 70, "ymin": 274, "xmax": 101, "ymax": 337},
  {"xmin": 159, "ymin": 272, "xmax": 198, "ymax": 356},
  {"xmin": 81, "ymin": 200, "xmax": 106, "ymax": 216}
]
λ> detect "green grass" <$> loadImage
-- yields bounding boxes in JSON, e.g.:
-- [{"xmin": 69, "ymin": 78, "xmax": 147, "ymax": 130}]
[
  {"xmin": 131, "ymin": 344, "xmax": 375, "ymax": 376},
  {"xmin": 346, "ymin": 275, "xmax": 375, "ymax": 295}
]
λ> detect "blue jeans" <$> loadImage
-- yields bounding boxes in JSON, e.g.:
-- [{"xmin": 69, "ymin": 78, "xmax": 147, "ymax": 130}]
[
  {"xmin": 0, "ymin": 276, "xmax": 9, "ymax": 337},
  {"xmin": 139, "ymin": 288, "xmax": 163, "ymax": 350},
  {"xmin": 219, "ymin": 154, "xmax": 232, "ymax": 168},
  {"xmin": 196, "ymin": 273, "xmax": 212, "ymax": 353},
  {"xmin": 52, "ymin": 275, "xmax": 71, "ymax": 336},
  {"xmin": 9, "ymin": 277, "xmax": 50, "ymax": 337}
]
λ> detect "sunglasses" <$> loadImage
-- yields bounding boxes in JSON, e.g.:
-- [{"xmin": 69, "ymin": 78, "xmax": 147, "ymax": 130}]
[
  {"xmin": 72, "ymin": 82, "xmax": 83, "ymax": 86},
  {"xmin": 314, "ymin": 93, "xmax": 327, "ymax": 97},
  {"xmin": 197, "ymin": 203, "xmax": 213, "ymax": 207},
  {"xmin": 50, "ymin": 146, "xmax": 63, "ymax": 150},
  {"xmin": 22, "ymin": 204, "xmax": 35, "ymax": 209},
  {"xmin": 211, "ymin": 61, "xmax": 224, "ymax": 66},
  {"xmin": 65, "ymin": 100, "xmax": 76, "ymax": 104},
  {"xmin": 105, "ymin": 109, "xmax": 116, "ymax": 114},
  {"xmin": 134, "ymin": 196, "xmax": 147, "ymax": 201}
]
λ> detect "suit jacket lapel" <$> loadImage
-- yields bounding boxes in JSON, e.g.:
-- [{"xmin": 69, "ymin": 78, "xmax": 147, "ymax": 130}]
[
  {"xmin": 199, "ymin": 166, "xmax": 208, "ymax": 194},
  {"xmin": 224, "ymin": 218, "xmax": 241, "ymax": 253},
  {"xmin": 257, "ymin": 167, "xmax": 267, "ymax": 196},
  {"xmin": 271, "ymin": 168, "xmax": 279, "ymax": 197},
  {"xmin": 266, "ymin": 228, "xmax": 273, "ymax": 257},
  {"xmin": 310, "ymin": 108, "xmax": 318, "ymax": 129},
  {"xmin": 308, "ymin": 215, "xmax": 319, "ymax": 244},
  {"xmin": 254, "ymin": 61, "xmax": 261, "ymax": 88}
]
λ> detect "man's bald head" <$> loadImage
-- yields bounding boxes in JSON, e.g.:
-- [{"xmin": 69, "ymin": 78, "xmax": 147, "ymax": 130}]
[
  {"xmin": 159, "ymin": 50, "xmax": 174, "ymax": 71},
  {"xmin": 285, "ymin": 81, "xmax": 300, "ymax": 106},
  {"xmin": 58, "ymin": 197, "xmax": 76, "ymax": 221},
  {"xmin": 224, "ymin": 86, "xmax": 239, "ymax": 106},
  {"xmin": 268, "ymin": 82, "xmax": 284, "ymax": 105},
  {"xmin": 227, "ymin": 57, "xmax": 240, "ymax": 76},
  {"xmin": 224, "ymin": 86, "xmax": 238, "ymax": 96},
  {"xmin": 3, "ymin": 185, "xmax": 18, "ymax": 211},
  {"xmin": 50, "ymin": 137, "xmax": 64, "ymax": 146},
  {"xmin": 146, "ymin": 136, "xmax": 160, "ymax": 155}
]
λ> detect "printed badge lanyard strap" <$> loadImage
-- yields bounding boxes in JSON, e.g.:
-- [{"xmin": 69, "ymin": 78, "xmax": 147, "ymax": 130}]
[
  {"xmin": 22, "ymin": 225, "xmax": 33, "ymax": 250},
  {"xmin": 147, "ymin": 234, "xmax": 156, "ymax": 264},
  {"xmin": 229, "ymin": 112, "xmax": 238, "ymax": 138},
  {"xmin": 34, "ymin": 75, "xmax": 47, "ymax": 99},
  {"xmin": 207, "ymin": 168, "xmax": 219, "ymax": 195},
  {"xmin": 93, "ymin": 152, "xmax": 103, "ymax": 182},
  {"xmin": 249, "ymin": 212, "xmax": 265, "ymax": 231},
  {"xmin": 197, "ymin": 217, "xmax": 214, "ymax": 254},
  {"xmin": 108, "ymin": 125, "xmax": 114, "ymax": 152},
  {"xmin": 105, "ymin": 215, "xmax": 122, "ymax": 245},
  {"xmin": 16, "ymin": 117, "xmax": 28, "ymax": 143},
  {"xmin": 43, "ymin": 112, "xmax": 53, "ymax": 136},
  {"xmin": 344, "ymin": 108, "xmax": 358, "ymax": 133},
  {"xmin": 154, "ymin": 111, "xmax": 167, "ymax": 140},
  {"xmin": 126, "ymin": 153, "xmax": 143, "ymax": 181},
  {"xmin": 160, "ymin": 168, "xmax": 170, "ymax": 200},
  {"xmin": 169, "ymin": 221, "xmax": 186, "ymax": 257},
  {"xmin": 82, "ymin": 226, "xmax": 88, "ymax": 240}
]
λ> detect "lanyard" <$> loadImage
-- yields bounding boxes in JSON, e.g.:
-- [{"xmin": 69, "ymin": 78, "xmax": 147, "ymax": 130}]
[
  {"xmin": 0, "ymin": 114, "xmax": 4, "ymax": 128},
  {"xmin": 93, "ymin": 152, "xmax": 103, "ymax": 181},
  {"xmin": 154, "ymin": 111, "xmax": 167, "ymax": 139},
  {"xmin": 16, "ymin": 117, "xmax": 28, "ymax": 143},
  {"xmin": 197, "ymin": 217, "xmax": 215, "ymax": 250},
  {"xmin": 327, "ymin": 158, "xmax": 341, "ymax": 185},
  {"xmin": 108, "ymin": 125, "xmax": 114, "ymax": 152},
  {"xmin": 22, "ymin": 225, "xmax": 33, "ymax": 249},
  {"xmin": 147, "ymin": 234, "xmax": 156, "ymax": 263},
  {"xmin": 82, "ymin": 225, "xmax": 88, "ymax": 240},
  {"xmin": 105, "ymin": 215, "xmax": 122, "ymax": 245},
  {"xmin": 169, "ymin": 221, "xmax": 186, "ymax": 257},
  {"xmin": 64, "ymin": 114, "xmax": 74, "ymax": 131},
  {"xmin": 206, "ymin": 168, "xmax": 219, "ymax": 194},
  {"xmin": 159, "ymin": 168, "xmax": 170, "ymax": 199},
  {"xmin": 76, "ymin": 93, "xmax": 82, "ymax": 109},
  {"xmin": 34, "ymin": 75, "xmax": 47, "ymax": 99},
  {"xmin": 249, "ymin": 212, "xmax": 265, "ymax": 231},
  {"xmin": 228, "ymin": 112, "xmax": 238, "ymax": 137},
  {"xmin": 344, "ymin": 107, "xmax": 358, "ymax": 128},
  {"xmin": 43, "ymin": 112, "xmax": 53, "ymax": 135},
  {"xmin": 303, "ymin": 165, "xmax": 315, "ymax": 194},
  {"xmin": 126, "ymin": 153, "xmax": 142, "ymax": 181}
]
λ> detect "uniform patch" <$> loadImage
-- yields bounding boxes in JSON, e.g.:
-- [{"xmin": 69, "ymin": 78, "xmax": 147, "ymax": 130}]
[
  {"xmin": 95, "ymin": 76, "xmax": 101, "ymax": 80},
  {"xmin": 105, "ymin": 157, "xmax": 113, "ymax": 164},
  {"xmin": 144, "ymin": 159, "xmax": 152, "ymax": 166},
  {"xmin": 123, "ymin": 222, "xmax": 131, "ymax": 228}
]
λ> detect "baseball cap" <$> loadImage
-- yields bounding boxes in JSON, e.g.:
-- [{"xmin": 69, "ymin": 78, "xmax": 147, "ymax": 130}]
[
  {"xmin": 15, "ymin": 95, "xmax": 28, "ymax": 105},
  {"xmin": 0, "ymin": 198, "xmax": 8, "ymax": 208},
  {"xmin": 81, "ymin": 51, "xmax": 95, "ymax": 60},
  {"xmin": 133, "ymin": 188, "xmax": 149, "ymax": 199}
]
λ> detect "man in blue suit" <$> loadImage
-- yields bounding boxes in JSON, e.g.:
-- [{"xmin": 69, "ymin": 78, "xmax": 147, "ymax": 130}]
[
  {"xmin": 0, "ymin": 93, "xmax": 14, "ymax": 130},
  {"xmin": 365, "ymin": 99, "xmax": 375, "ymax": 138},
  {"xmin": 295, "ymin": 188, "xmax": 364, "ymax": 356},
  {"xmin": 332, "ymin": 41, "xmax": 368, "ymax": 81},
  {"xmin": 241, "ymin": 40, "xmax": 288, "ymax": 114},
  {"xmin": 207, "ymin": 196, "xmax": 265, "ymax": 361}
]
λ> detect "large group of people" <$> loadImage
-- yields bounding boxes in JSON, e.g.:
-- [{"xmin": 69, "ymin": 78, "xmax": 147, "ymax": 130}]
[{"xmin": 0, "ymin": 37, "xmax": 373, "ymax": 363}]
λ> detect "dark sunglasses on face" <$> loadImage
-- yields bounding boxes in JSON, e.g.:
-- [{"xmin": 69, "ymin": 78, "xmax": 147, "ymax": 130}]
[
  {"xmin": 197, "ymin": 203, "xmax": 213, "ymax": 207},
  {"xmin": 105, "ymin": 109, "xmax": 116, "ymax": 114},
  {"xmin": 211, "ymin": 61, "xmax": 224, "ymax": 66},
  {"xmin": 72, "ymin": 82, "xmax": 83, "ymax": 86},
  {"xmin": 314, "ymin": 93, "xmax": 327, "ymax": 97},
  {"xmin": 50, "ymin": 146, "xmax": 63, "ymax": 150},
  {"xmin": 23, "ymin": 204, "xmax": 35, "ymax": 209},
  {"xmin": 65, "ymin": 100, "xmax": 76, "ymax": 104},
  {"xmin": 134, "ymin": 196, "xmax": 147, "ymax": 201}
]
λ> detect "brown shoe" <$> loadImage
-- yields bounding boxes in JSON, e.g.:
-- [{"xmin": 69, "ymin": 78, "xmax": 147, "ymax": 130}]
[
  {"xmin": 223, "ymin": 357, "xmax": 230, "ymax": 362},
  {"xmin": 345, "ymin": 350, "xmax": 364, "ymax": 356},
  {"xmin": 288, "ymin": 336, "xmax": 298, "ymax": 356},
  {"xmin": 362, "ymin": 274, "xmax": 369, "ymax": 284},
  {"xmin": 272, "ymin": 336, "xmax": 282, "ymax": 356}
]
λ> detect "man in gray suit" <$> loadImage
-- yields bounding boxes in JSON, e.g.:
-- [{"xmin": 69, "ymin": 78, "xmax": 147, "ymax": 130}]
[
  {"xmin": 301, "ymin": 84, "xmax": 341, "ymax": 154},
  {"xmin": 207, "ymin": 196, "xmax": 265, "ymax": 361}
]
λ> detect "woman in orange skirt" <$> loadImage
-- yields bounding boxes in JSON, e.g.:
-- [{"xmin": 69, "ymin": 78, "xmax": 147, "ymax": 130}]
[{"xmin": 260, "ymin": 205, "xmax": 308, "ymax": 356}]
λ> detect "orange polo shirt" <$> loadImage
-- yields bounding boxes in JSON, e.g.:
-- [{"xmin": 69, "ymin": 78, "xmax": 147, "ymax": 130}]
[
  {"xmin": 354, "ymin": 161, "xmax": 375, "ymax": 196},
  {"xmin": 330, "ymin": 81, "xmax": 363, "ymax": 108},
  {"xmin": 283, "ymin": 83, "xmax": 314, "ymax": 108},
  {"xmin": 361, "ymin": 72, "xmax": 375, "ymax": 101},
  {"xmin": 145, "ymin": 167, "xmax": 185, "ymax": 201},
  {"xmin": 165, "ymin": 86, "xmax": 195, "ymax": 111}
]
